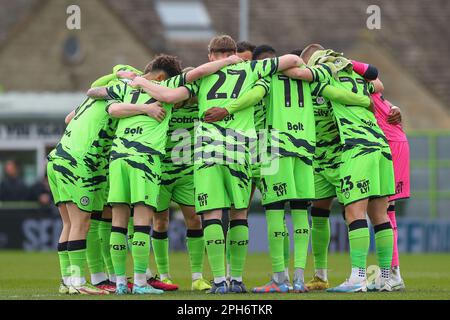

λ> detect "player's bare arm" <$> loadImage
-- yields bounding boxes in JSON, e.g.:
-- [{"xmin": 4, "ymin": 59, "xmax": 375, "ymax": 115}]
[
  {"xmin": 116, "ymin": 70, "xmax": 138, "ymax": 80},
  {"xmin": 108, "ymin": 101, "xmax": 166, "ymax": 122},
  {"xmin": 86, "ymin": 87, "xmax": 109, "ymax": 100},
  {"xmin": 276, "ymin": 54, "xmax": 305, "ymax": 72},
  {"xmin": 131, "ymin": 78, "xmax": 190, "ymax": 104},
  {"xmin": 282, "ymin": 66, "xmax": 314, "ymax": 82},
  {"xmin": 131, "ymin": 55, "xmax": 243, "ymax": 104},
  {"xmin": 372, "ymin": 78, "xmax": 384, "ymax": 93},
  {"xmin": 64, "ymin": 110, "xmax": 76, "ymax": 124},
  {"xmin": 185, "ymin": 54, "xmax": 243, "ymax": 83}
]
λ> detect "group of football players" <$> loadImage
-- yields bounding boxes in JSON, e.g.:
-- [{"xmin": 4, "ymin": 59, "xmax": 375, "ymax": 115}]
[{"xmin": 47, "ymin": 34, "xmax": 409, "ymax": 295}]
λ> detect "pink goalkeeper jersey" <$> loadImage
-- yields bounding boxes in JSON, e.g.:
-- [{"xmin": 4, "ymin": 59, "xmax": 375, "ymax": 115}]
[{"xmin": 352, "ymin": 60, "xmax": 407, "ymax": 142}]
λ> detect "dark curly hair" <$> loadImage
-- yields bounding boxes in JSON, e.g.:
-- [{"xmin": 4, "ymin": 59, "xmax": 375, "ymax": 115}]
[
  {"xmin": 252, "ymin": 44, "xmax": 276, "ymax": 60},
  {"xmin": 144, "ymin": 54, "xmax": 182, "ymax": 78}
]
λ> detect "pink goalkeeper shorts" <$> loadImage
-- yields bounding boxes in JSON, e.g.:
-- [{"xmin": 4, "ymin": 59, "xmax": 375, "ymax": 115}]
[{"xmin": 388, "ymin": 140, "xmax": 410, "ymax": 201}]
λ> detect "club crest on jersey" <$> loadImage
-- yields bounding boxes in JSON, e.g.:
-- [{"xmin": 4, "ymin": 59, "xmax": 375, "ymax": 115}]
[
  {"xmin": 124, "ymin": 127, "xmax": 143, "ymax": 135},
  {"xmin": 316, "ymin": 97, "xmax": 326, "ymax": 105},
  {"xmin": 80, "ymin": 196, "xmax": 90, "ymax": 206}
]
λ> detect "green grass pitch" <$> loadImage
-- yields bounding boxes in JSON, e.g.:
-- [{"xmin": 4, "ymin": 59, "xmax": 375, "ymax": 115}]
[{"xmin": 0, "ymin": 251, "xmax": 449, "ymax": 300}]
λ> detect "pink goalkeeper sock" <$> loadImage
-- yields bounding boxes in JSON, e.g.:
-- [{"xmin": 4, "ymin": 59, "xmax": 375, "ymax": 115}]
[{"xmin": 387, "ymin": 206, "xmax": 399, "ymax": 267}]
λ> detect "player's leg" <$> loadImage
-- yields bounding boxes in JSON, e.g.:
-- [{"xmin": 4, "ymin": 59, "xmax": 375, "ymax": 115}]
[
  {"xmin": 291, "ymin": 200, "xmax": 310, "ymax": 293},
  {"xmin": 326, "ymin": 199, "xmax": 370, "ymax": 293},
  {"xmin": 327, "ymin": 147, "xmax": 382, "ymax": 293},
  {"xmin": 129, "ymin": 154, "xmax": 164, "ymax": 295},
  {"xmin": 282, "ymin": 216, "xmax": 291, "ymax": 283},
  {"xmin": 110, "ymin": 204, "xmax": 130, "ymax": 294},
  {"xmin": 195, "ymin": 163, "xmax": 229, "ymax": 294},
  {"xmin": 48, "ymin": 159, "xmax": 71, "ymax": 293},
  {"xmin": 149, "ymin": 210, "xmax": 181, "ymax": 291},
  {"xmin": 66, "ymin": 203, "xmax": 107, "ymax": 295},
  {"xmin": 366, "ymin": 148, "xmax": 396, "ymax": 291},
  {"xmin": 387, "ymin": 201, "xmax": 405, "ymax": 289},
  {"xmin": 252, "ymin": 199, "xmax": 289, "ymax": 294},
  {"xmin": 227, "ymin": 207, "xmax": 249, "ymax": 293},
  {"xmin": 56, "ymin": 203, "xmax": 71, "ymax": 293},
  {"xmin": 98, "ymin": 207, "xmax": 115, "ymax": 283},
  {"xmin": 86, "ymin": 211, "xmax": 108, "ymax": 287},
  {"xmin": 152, "ymin": 211, "xmax": 171, "ymax": 281},
  {"xmin": 367, "ymin": 197, "xmax": 394, "ymax": 291},
  {"xmin": 306, "ymin": 198, "xmax": 333, "ymax": 290},
  {"xmin": 147, "ymin": 178, "xmax": 179, "ymax": 292},
  {"xmin": 132, "ymin": 204, "xmax": 163, "ymax": 294},
  {"xmin": 127, "ymin": 210, "xmax": 134, "ymax": 250},
  {"xmin": 253, "ymin": 158, "xmax": 292, "ymax": 293},
  {"xmin": 107, "ymin": 158, "xmax": 132, "ymax": 294},
  {"xmin": 48, "ymin": 161, "xmax": 71, "ymax": 293},
  {"xmin": 202, "ymin": 210, "xmax": 227, "ymax": 293},
  {"xmin": 290, "ymin": 158, "xmax": 315, "ymax": 293},
  {"xmin": 151, "ymin": 173, "xmax": 174, "ymax": 286},
  {"xmin": 52, "ymin": 157, "xmax": 107, "ymax": 295},
  {"xmin": 224, "ymin": 160, "xmax": 253, "ymax": 294},
  {"xmin": 178, "ymin": 205, "xmax": 210, "ymax": 291},
  {"xmin": 387, "ymin": 140, "xmax": 410, "ymax": 289}
]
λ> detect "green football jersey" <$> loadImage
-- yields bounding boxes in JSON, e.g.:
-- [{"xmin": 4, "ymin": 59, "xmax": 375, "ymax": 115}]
[
  {"xmin": 262, "ymin": 72, "xmax": 316, "ymax": 162},
  {"xmin": 252, "ymin": 79, "xmax": 268, "ymax": 132},
  {"xmin": 310, "ymin": 81, "xmax": 343, "ymax": 171},
  {"xmin": 56, "ymin": 80, "xmax": 128, "ymax": 161},
  {"xmin": 106, "ymin": 74, "xmax": 186, "ymax": 159},
  {"xmin": 164, "ymin": 102, "xmax": 199, "ymax": 165},
  {"xmin": 331, "ymin": 72, "xmax": 388, "ymax": 149},
  {"xmin": 310, "ymin": 64, "xmax": 389, "ymax": 149},
  {"xmin": 183, "ymin": 58, "xmax": 279, "ymax": 164}
]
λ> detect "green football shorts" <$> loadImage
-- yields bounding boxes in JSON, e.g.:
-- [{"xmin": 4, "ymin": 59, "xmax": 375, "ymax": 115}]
[
  {"xmin": 260, "ymin": 156, "xmax": 315, "ymax": 206},
  {"xmin": 157, "ymin": 164, "xmax": 195, "ymax": 212},
  {"xmin": 313, "ymin": 158, "xmax": 341, "ymax": 201},
  {"xmin": 52, "ymin": 157, "xmax": 107, "ymax": 212},
  {"xmin": 47, "ymin": 159, "xmax": 61, "ymax": 205},
  {"xmin": 194, "ymin": 162, "xmax": 252, "ymax": 214},
  {"xmin": 337, "ymin": 146, "xmax": 395, "ymax": 206},
  {"xmin": 107, "ymin": 155, "xmax": 161, "ymax": 209},
  {"xmin": 314, "ymin": 167, "xmax": 341, "ymax": 201}
]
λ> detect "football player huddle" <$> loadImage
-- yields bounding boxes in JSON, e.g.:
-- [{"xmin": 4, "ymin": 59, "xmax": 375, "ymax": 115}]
[{"xmin": 47, "ymin": 35, "xmax": 409, "ymax": 295}]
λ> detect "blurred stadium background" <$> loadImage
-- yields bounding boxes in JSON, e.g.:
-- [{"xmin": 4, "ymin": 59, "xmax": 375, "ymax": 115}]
[{"xmin": 0, "ymin": 0, "xmax": 449, "ymax": 255}]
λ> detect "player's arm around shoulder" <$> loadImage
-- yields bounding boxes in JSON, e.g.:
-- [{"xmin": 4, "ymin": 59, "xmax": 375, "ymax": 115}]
[
  {"xmin": 131, "ymin": 77, "xmax": 191, "ymax": 105},
  {"xmin": 108, "ymin": 101, "xmax": 166, "ymax": 122},
  {"xmin": 277, "ymin": 54, "xmax": 304, "ymax": 72},
  {"xmin": 184, "ymin": 54, "xmax": 243, "ymax": 83},
  {"xmin": 204, "ymin": 84, "xmax": 267, "ymax": 123},
  {"xmin": 321, "ymin": 84, "xmax": 371, "ymax": 108},
  {"xmin": 86, "ymin": 86, "xmax": 109, "ymax": 100}
]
